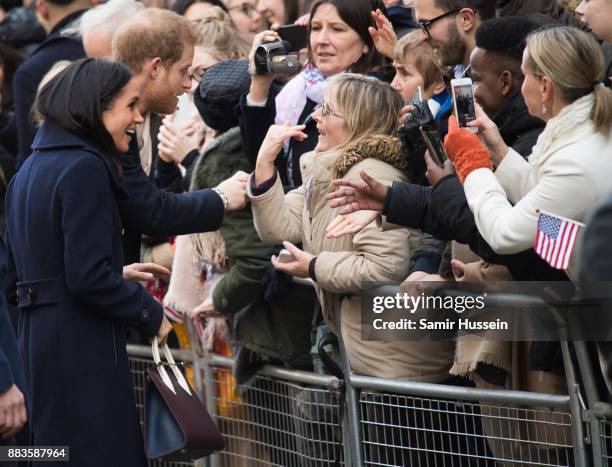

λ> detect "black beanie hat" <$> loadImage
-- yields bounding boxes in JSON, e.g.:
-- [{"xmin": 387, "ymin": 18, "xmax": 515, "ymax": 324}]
[{"xmin": 194, "ymin": 59, "xmax": 251, "ymax": 134}]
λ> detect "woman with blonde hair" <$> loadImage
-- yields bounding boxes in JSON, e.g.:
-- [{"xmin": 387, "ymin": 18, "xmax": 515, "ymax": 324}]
[
  {"xmin": 327, "ymin": 27, "xmax": 612, "ymax": 279},
  {"xmin": 248, "ymin": 71, "xmax": 461, "ymax": 465},
  {"xmin": 441, "ymin": 26, "xmax": 612, "ymax": 278},
  {"xmin": 249, "ymin": 72, "xmax": 454, "ymax": 383}
]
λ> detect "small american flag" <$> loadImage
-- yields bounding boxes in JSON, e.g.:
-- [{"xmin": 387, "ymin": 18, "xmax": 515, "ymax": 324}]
[{"xmin": 534, "ymin": 211, "xmax": 583, "ymax": 270}]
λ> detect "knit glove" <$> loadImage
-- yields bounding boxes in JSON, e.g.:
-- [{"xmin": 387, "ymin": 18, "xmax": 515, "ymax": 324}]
[{"xmin": 443, "ymin": 116, "xmax": 493, "ymax": 183}]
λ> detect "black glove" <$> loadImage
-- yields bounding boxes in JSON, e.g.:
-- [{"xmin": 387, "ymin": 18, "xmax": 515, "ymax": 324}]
[{"xmin": 395, "ymin": 100, "xmax": 435, "ymax": 184}]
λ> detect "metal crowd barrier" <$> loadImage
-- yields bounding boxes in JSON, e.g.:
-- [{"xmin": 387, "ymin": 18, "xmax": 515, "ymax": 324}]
[{"xmin": 125, "ymin": 286, "xmax": 610, "ymax": 466}]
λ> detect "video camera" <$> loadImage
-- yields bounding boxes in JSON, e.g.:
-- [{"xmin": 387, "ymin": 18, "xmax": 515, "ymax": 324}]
[{"xmin": 253, "ymin": 40, "xmax": 300, "ymax": 75}]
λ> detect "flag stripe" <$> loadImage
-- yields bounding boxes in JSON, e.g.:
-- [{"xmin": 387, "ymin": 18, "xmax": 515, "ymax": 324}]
[{"xmin": 533, "ymin": 212, "xmax": 581, "ymax": 271}]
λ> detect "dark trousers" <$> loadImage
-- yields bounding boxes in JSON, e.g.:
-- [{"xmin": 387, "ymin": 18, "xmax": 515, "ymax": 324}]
[{"xmin": 363, "ymin": 377, "xmax": 496, "ymax": 467}]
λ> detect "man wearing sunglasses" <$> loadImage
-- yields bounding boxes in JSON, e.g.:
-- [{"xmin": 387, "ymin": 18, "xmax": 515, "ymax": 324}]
[{"xmin": 414, "ymin": 0, "xmax": 495, "ymax": 78}]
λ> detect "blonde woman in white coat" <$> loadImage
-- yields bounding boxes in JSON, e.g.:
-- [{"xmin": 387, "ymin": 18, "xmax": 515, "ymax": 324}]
[
  {"xmin": 247, "ymin": 73, "xmax": 455, "ymax": 382},
  {"xmin": 450, "ymin": 26, "xmax": 612, "ymax": 278}
]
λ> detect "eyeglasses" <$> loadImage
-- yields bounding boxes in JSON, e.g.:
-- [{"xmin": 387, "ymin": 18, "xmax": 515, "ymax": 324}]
[
  {"xmin": 418, "ymin": 8, "xmax": 462, "ymax": 38},
  {"xmin": 189, "ymin": 66, "xmax": 212, "ymax": 83},
  {"xmin": 314, "ymin": 101, "xmax": 344, "ymax": 119},
  {"xmin": 227, "ymin": 3, "xmax": 258, "ymax": 17}
]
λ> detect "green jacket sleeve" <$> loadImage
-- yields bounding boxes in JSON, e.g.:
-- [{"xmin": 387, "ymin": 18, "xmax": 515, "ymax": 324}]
[{"xmin": 212, "ymin": 206, "xmax": 276, "ymax": 314}]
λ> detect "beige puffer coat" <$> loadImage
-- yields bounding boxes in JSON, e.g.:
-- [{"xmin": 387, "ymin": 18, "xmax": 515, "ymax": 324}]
[{"xmin": 248, "ymin": 136, "xmax": 454, "ymax": 381}]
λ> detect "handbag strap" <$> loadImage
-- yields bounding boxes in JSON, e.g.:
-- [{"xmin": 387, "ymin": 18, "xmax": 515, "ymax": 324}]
[{"xmin": 152, "ymin": 337, "xmax": 192, "ymax": 396}]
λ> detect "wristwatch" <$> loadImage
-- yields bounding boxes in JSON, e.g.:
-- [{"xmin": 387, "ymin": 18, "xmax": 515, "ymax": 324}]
[{"xmin": 212, "ymin": 187, "xmax": 229, "ymax": 210}]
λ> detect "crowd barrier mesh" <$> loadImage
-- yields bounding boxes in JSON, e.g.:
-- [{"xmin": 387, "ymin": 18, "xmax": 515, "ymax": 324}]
[
  {"xmin": 128, "ymin": 348, "xmax": 580, "ymax": 467},
  {"xmin": 208, "ymin": 365, "xmax": 344, "ymax": 467},
  {"xmin": 600, "ymin": 420, "xmax": 612, "ymax": 466},
  {"xmin": 359, "ymin": 391, "xmax": 573, "ymax": 467}
]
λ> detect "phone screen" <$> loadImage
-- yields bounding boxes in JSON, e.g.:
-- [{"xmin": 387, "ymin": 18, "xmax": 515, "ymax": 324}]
[
  {"xmin": 420, "ymin": 127, "xmax": 448, "ymax": 168},
  {"xmin": 278, "ymin": 25, "xmax": 308, "ymax": 51},
  {"xmin": 453, "ymin": 83, "xmax": 477, "ymax": 128}
]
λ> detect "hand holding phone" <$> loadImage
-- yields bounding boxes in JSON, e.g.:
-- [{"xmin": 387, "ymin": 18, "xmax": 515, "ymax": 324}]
[
  {"xmin": 277, "ymin": 249, "xmax": 296, "ymax": 264},
  {"xmin": 419, "ymin": 126, "xmax": 448, "ymax": 168},
  {"xmin": 451, "ymin": 78, "xmax": 478, "ymax": 133}
]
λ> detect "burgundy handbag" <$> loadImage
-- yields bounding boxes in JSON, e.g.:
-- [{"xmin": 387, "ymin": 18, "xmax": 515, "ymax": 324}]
[{"xmin": 144, "ymin": 337, "xmax": 225, "ymax": 462}]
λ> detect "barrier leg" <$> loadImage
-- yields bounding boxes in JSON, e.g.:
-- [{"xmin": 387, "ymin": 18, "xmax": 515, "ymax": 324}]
[
  {"xmin": 561, "ymin": 340, "xmax": 589, "ymax": 467},
  {"xmin": 574, "ymin": 341, "xmax": 606, "ymax": 466},
  {"xmin": 202, "ymin": 354, "xmax": 221, "ymax": 467}
]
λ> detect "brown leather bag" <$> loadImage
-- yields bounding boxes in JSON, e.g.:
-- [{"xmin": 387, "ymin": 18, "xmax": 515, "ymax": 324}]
[{"xmin": 144, "ymin": 338, "xmax": 224, "ymax": 462}]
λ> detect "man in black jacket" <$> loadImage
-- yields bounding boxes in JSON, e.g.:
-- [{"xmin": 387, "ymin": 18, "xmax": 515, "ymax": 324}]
[{"xmin": 12, "ymin": 0, "xmax": 90, "ymax": 168}]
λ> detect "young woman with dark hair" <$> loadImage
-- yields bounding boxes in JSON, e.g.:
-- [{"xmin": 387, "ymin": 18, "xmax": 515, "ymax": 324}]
[
  {"xmin": 5, "ymin": 58, "xmax": 173, "ymax": 467},
  {"xmin": 256, "ymin": 0, "xmax": 301, "ymax": 28}
]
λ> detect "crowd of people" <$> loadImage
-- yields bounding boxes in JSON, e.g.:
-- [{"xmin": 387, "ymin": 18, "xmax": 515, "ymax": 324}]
[{"xmin": 0, "ymin": 0, "xmax": 612, "ymax": 465}]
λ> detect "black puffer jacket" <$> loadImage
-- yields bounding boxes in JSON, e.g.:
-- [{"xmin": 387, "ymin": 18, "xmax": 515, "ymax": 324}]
[{"xmin": 381, "ymin": 93, "xmax": 565, "ymax": 280}]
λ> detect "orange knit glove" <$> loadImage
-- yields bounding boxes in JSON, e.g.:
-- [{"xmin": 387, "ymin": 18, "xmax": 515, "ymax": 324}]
[{"xmin": 444, "ymin": 116, "xmax": 493, "ymax": 183}]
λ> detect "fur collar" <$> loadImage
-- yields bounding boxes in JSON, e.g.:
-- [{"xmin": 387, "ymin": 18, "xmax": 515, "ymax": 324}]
[
  {"xmin": 190, "ymin": 127, "xmax": 251, "ymax": 191},
  {"xmin": 333, "ymin": 135, "xmax": 407, "ymax": 178}
]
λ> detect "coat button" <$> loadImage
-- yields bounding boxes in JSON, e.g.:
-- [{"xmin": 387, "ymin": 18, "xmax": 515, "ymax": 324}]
[{"xmin": 141, "ymin": 309, "xmax": 149, "ymax": 322}]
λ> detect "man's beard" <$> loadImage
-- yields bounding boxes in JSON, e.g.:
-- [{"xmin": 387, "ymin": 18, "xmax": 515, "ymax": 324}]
[
  {"xmin": 143, "ymin": 84, "xmax": 178, "ymax": 115},
  {"xmin": 437, "ymin": 21, "xmax": 466, "ymax": 68}
]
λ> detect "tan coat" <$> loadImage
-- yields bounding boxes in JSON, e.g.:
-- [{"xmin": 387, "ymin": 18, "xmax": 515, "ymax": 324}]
[{"xmin": 248, "ymin": 136, "xmax": 454, "ymax": 381}]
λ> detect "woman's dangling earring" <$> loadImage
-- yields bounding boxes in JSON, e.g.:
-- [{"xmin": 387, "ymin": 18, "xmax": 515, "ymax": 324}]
[{"xmin": 542, "ymin": 104, "xmax": 547, "ymax": 115}]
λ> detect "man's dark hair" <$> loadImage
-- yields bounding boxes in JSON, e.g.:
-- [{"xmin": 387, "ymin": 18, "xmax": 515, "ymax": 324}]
[
  {"xmin": 434, "ymin": 0, "xmax": 496, "ymax": 21},
  {"xmin": 35, "ymin": 58, "xmax": 133, "ymax": 158},
  {"xmin": 476, "ymin": 16, "xmax": 540, "ymax": 60}
]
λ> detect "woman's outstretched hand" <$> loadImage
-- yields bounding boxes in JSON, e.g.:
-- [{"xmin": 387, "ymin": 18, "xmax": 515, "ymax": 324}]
[
  {"xmin": 123, "ymin": 263, "xmax": 171, "ymax": 282},
  {"xmin": 368, "ymin": 9, "xmax": 398, "ymax": 59},
  {"xmin": 326, "ymin": 170, "xmax": 389, "ymax": 214},
  {"xmin": 271, "ymin": 241, "xmax": 314, "ymax": 279},
  {"xmin": 325, "ymin": 211, "xmax": 379, "ymax": 239},
  {"xmin": 255, "ymin": 123, "xmax": 307, "ymax": 185}
]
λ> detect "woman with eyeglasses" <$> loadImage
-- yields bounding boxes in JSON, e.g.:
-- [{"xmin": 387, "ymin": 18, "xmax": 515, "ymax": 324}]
[
  {"xmin": 256, "ymin": 0, "xmax": 301, "ymax": 28},
  {"xmin": 249, "ymin": 70, "xmax": 455, "ymax": 403},
  {"xmin": 223, "ymin": 0, "xmax": 264, "ymax": 36},
  {"xmin": 247, "ymin": 71, "xmax": 456, "ymax": 465},
  {"xmin": 240, "ymin": 0, "xmax": 388, "ymax": 189}
]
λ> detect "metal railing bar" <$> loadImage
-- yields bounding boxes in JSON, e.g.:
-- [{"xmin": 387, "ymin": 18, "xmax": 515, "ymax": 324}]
[{"xmin": 351, "ymin": 374, "xmax": 570, "ymax": 408}]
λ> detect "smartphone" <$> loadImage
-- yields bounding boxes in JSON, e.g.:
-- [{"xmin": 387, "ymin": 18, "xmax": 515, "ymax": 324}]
[
  {"xmin": 451, "ymin": 78, "xmax": 478, "ymax": 132},
  {"xmin": 278, "ymin": 24, "xmax": 308, "ymax": 51},
  {"xmin": 419, "ymin": 126, "xmax": 448, "ymax": 168},
  {"xmin": 277, "ymin": 249, "xmax": 295, "ymax": 264}
]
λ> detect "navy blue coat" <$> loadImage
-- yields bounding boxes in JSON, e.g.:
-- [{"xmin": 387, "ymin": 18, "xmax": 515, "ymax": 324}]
[
  {"xmin": 0, "ymin": 236, "xmax": 25, "ymax": 396},
  {"xmin": 5, "ymin": 123, "xmax": 165, "ymax": 467}
]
